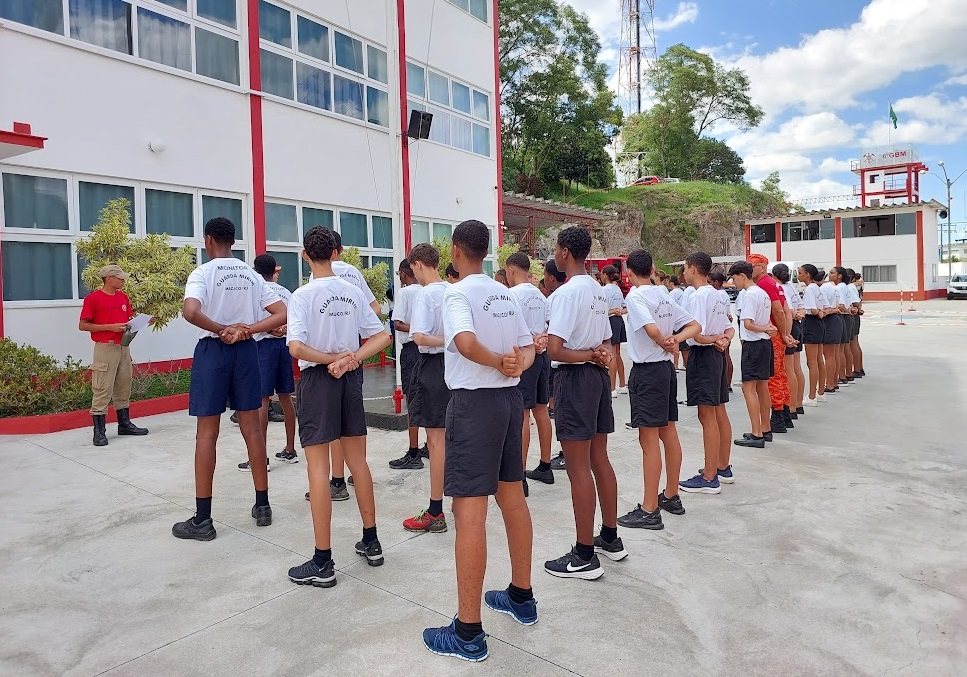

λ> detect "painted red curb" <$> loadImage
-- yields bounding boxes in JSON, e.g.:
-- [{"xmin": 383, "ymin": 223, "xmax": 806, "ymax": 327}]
[{"xmin": 0, "ymin": 393, "xmax": 189, "ymax": 435}]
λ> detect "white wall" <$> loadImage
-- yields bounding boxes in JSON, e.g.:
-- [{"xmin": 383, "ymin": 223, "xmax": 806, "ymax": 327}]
[{"xmin": 841, "ymin": 235, "xmax": 918, "ymax": 293}]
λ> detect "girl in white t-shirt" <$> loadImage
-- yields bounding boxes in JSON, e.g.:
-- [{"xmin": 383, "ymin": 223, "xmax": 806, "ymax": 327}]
[
  {"xmin": 600, "ymin": 265, "xmax": 628, "ymax": 397},
  {"xmin": 798, "ymin": 264, "xmax": 826, "ymax": 406}
]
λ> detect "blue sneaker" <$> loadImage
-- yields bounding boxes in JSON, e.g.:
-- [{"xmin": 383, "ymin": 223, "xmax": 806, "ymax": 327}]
[
  {"xmin": 423, "ymin": 620, "xmax": 488, "ymax": 662},
  {"xmin": 484, "ymin": 589, "xmax": 538, "ymax": 625},
  {"xmin": 699, "ymin": 465, "xmax": 734, "ymax": 484},
  {"xmin": 679, "ymin": 473, "xmax": 721, "ymax": 494}
]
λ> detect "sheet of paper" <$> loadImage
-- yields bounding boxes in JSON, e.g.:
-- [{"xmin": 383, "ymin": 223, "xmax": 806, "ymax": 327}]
[{"xmin": 127, "ymin": 313, "xmax": 152, "ymax": 333}]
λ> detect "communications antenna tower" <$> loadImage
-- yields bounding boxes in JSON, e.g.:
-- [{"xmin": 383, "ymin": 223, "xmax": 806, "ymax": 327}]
[{"xmin": 619, "ymin": 0, "xmax": 657, "ymax": 114}]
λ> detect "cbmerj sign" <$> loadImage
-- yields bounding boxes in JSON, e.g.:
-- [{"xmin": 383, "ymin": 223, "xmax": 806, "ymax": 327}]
[{"xmin": 858, "ymin": 145, "xmax": 919, "ymax": 169}]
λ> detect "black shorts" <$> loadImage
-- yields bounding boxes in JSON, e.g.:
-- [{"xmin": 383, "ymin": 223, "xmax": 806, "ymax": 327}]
[
  {"xmin": 444, "ymin": 388, "xmax": 524, "ymax": 497},
  {"xmin": 679, "ymin": 339, "xmax": 691, "ymax": 352},
  {"xmin": 787, "ymin": 319, "xmax": 803, "ymax": 355},
  {"xmin": 846, "ymin": 314, "xmax": 859, "ymax": 340},
  {"xmin": 824, "ymin": 314, "xmax": 847, "ymax": 345},
  {"xmin": 549, "ymin": 364, "xmax": 558, "ymax": 395},
  {"xmin": 802, "ymin": 315, "xmax": 824, "ymax": 344},
  {"xmin": 296, "ymin": 365, "xmax": 366, "ymax": 446},
  {"xmin": 553, "ymin": 363, "xmax": 615, "ymax": 441},
  {"xmin": 518, "ymin": 351, "xmax": 550, "ymax": 409},
  {"xmin": 629, "ymin": 361, "xmax": 677, "ymax": 428},
  {"xmin": 685, "ymin": 345, "xmax": 729, "ymax": 407},
  {"xmin": 189, "ymin": 338, "xmax": 261, "ymax": 416},
  {"xmin": 741, "ymin": 339, "xmax": 774, "ymax": 381},
  {"xmin": 257, "ymin": 337, "xmax": 295, "ymax": 397},
  {"xmin": 609, "ymin": 315, "xmax": 627, "ymax": 345},
  {"xmin": 399, "ymin": 341, "xmax": 419, "ymax": 395},
  {"xmin": 855, "ymin": 315, "xmax": 861, "ymax": 335},
  {"xmin": 408, "ymin": 353, "xmax": 450, "ymax": 429}
]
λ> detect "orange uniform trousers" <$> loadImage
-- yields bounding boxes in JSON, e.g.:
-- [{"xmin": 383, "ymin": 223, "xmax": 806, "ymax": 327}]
[{"xmin": 768, "ymin": 333, "xmax": 789, "ymax": 411}]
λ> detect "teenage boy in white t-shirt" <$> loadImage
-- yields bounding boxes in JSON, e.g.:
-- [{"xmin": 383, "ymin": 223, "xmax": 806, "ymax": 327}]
[
  {"xmin": 506, "ymin": 252, "xmax": 553, "ymax": 491},
  {"xmin": 286, "ymin": 226, "xmax": 391, "ymax": 588},
  {"xmin": 172, "ymin": 217, "xmax": 286, "ymax": 541},
  {"xmin": 545, "ymin": 227, "xmax": 624, "ymax": 580},
  {"xmin": 422, "ymin": 220, "xmax": 536, "ymax": 662},
  {"xmin": 729, "ymin": 261, "xmax": 776, "ymax": 449},
  {"xmin": 388, "ymin": 259, "xmax": 427, "ymax": 470},
  {"xmin": 402, "ymin": 243, "xmax": 451, "ymax": 534},
  {"xmin": 679, "ymin": 252, "xmax": 734, "ymax": 494},
  {"xmin": 619, "ymin": 250, "xmax": 699, "ymax": 530}
]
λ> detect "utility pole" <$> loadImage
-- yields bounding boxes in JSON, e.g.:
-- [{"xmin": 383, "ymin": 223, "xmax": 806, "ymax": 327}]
[{"xmin": 936, "ymin": 161, "xmax": 967, "ymax": 281}]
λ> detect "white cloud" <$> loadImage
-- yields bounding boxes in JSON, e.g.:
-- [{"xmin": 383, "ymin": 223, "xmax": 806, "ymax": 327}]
[
  {"xmin": 818, "ymin": 157, "xmax": 854, "ymax": 174},
  {"xmin": 858, "ymin": 95, "xmax": 967, "ymax": 146},
  {"xmin": 744, "ymin": 153, "xmax": 813, "ymax": 176},
  {"xmin": 942, "ymin": 74, "xmax": 967, "ymax": 87},
  {"xmin": 729, "ymin": 112, "xmax": 856, "ymax": 155},
  {"xmin": 653, "ymin": 2, "xmax": 699, "ymax": 32}
]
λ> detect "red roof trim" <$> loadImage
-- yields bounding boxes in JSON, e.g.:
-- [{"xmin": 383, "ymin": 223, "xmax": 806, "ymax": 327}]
[{"xmin": 0, "ymin": 128, "xmax": 46, "ymax": 150}]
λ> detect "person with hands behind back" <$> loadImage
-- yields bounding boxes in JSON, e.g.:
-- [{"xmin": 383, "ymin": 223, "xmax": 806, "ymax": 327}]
[
  {"xmin": 422, "ymin": 220, "xmax": 537, "ymax": 662},
  {"xmin": 285, "ymin": 227, "xmax": 391, "ymax": 589},
  {"xmin": 172, "ymin": 218, "xmax": 286, "ymax": 542}
]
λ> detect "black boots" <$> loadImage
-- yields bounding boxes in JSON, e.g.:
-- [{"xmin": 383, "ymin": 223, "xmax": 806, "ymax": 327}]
[
  {"xmin": 770, "ymin": 409, "xmax": 787, "ymax": 434},
  {"xmin": 117, "ymin": 408, "xmax": 149, "ymax": 436},
  {"xmin": 93, "ymin": 415, "xmax": 108, "ymax": 446},
  {"xmin": 783, "ymin": 405, "xmax": 795, "ymax": 429}
]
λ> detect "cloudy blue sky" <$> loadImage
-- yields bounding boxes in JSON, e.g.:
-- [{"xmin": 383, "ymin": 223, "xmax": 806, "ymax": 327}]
[{"xmin": 567, "ymin": 0, "xmax": 967, "ymax": 235}]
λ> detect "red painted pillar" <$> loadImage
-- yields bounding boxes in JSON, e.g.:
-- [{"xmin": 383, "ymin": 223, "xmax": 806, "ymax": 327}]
[
  {"xmin": 492, "ymin": 0, "xmax": 504, "ymax": 246},
  {"xmin": 397, "ymin": 0, "xmax": 413, "ymax": 254},
  {"xmin": 860, "ymin": 168, "xmax": 866, "ymax": 208},
  {"xmin": 916, "ymin": 209, "xmax": 925, "ymax": 299},
  {"xmin": 834, "ymin": 217, "xmax": 842, "ymax": 267},
  {"xmin": 247, "ymin": 0, "xmax": 266, "ymax": 255},
  {"xmin": 774, "ymin": 221, "xmax": 782, "ymax": 261}
]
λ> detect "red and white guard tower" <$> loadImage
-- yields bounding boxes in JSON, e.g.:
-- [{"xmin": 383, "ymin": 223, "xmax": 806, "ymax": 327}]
[{"xmin": 852, "ymin": 145, "xmax": 927, "ymax": 207}]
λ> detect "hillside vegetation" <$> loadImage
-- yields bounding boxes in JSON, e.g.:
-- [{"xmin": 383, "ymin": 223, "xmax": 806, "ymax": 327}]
[{"xmin": 559, "ymin": 181, "xmax": 786, "ymax": 264}]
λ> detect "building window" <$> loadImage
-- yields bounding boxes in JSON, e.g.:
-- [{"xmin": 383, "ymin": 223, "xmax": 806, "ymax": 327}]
[
  {"xmin": 197, "ymin": 0, "xmax": 236, "ymax": 28},
  {"xmin": 367, "ymin": 45, "xmax": 387, "ymax": 83},
  {"xmin": 433, "ymin": 222, "xmax": 453, "ymax": 241},
  {"xmin": 451, "ymin": 117, "xmax": 473, "ymax": 152},
  {"xmin": 297, "ymin": 15, "xmax": 328, "ymax": 61},
  {"xmin": 202, "ymin": 195, "xmax": 242, "ymax": 230},
  {"xmin": 2, "ymin": 242, "xmax": 73, "ymax": 301},
  {"xmin": 340, "ymin": 212, "xmax": 368, "ymax": 247},
  {"xmin": 145, "ymin": 188, "xmax": 193, "ymax": 237},
  {"xmin": 407, "ymin": 65, "xmax": 492, "ymax": 157},
  {"xmin": 334, "ymin": 31, "xmax": 364, "ymax": 73},
  {"xmin": 2, "ymin": 174, "xmax": 69, "ymax": 230},
  {"xmin": 303, "ymin": 207, "xmax": 334, "ymax": 234},
  {"xmin": 841, "ymin": 217, "xmax": 854, "ymax": 238},
  {"xmin": 896, "ymin": 212, "xmax": 917, "ymax": 235},
  {"xmin": 428, "ymin": 71, "xmax": 450, "ymax": 106},
  {"xmin": 447, "ymin": 0, "xmax": 489, "ymax": 23},
  {"xmin": 407, "ymin": 63, "xmax": 426, "ymax": 97},
  {"xmin": 333, "ymin": 75, "xmax": 364, "ymax": 119},
  {"xmin": 472, "ymin": 124, "xmax": 490, "ymax": 156},
  {"xmin": 750, "ymin": 224, "xmax": 776, "ymax": 243},
  {"xmin": 428, "ymin": 109, "xmax": 451, "ymax": 144},
  {"xmin": 366, "ymin": 87, "xmax": 389, "ymax": 126},
  {"xmin": 451, "ymin": 81, "xmax": 472, "ymax": 114},
  {"xmin": 79, "ymin": 182, "xmax": 135, "ymax": 232},
  {"xmin": 138, "ymin": 7, "xmax": 191, "ymax": 71},
  {"xmin": 372, "ymin": 216, "xmax": 393, "ymax": 249},
  {"xmin": 782, "ymin": 221, "xmax": 803, "ymax": 242},
  {"xmin": 69, "ymin": 0, "xmax": 132, "ymax": 54},
  {"xmin": 411, "ymin": 220, "xmax": 430, "ymax": 244},
  {"xmin": 265, "ymin": 202, "xmax": 298, "ymax": 242},
  {"xmin": 195, "ymin": 27, "xmax": 240, "ymax": 85},
  {"xmin": 296, "ymin": 62, "xmax": 331, "ymax": 110},
  {"xmin": 853, "ymin": 214, "xmax": 896, "ymax": 237},
  {"xmin": 259, "ymin": 0, "xmax": 291, "ymax": 47},
  {"xmin": 472, "ymin": 89, "xmax": 490, "ymax": 120},
  {"xmin": 261, "ymin": 48, "xmax": 294, "ymax": 99},
  {"xmin": 267, "ymin": 250, "xmax": 300, "ymax": 291},
  {"xmin": 819, "ymin": 218, "xmax": 835, "ymax": 239},
  {"xmin": 862, "ymin": 265, "xmax": 896, "ymax": 284},
  {"xmin": 0, "ymin": 0, "xmax": 64, "ymax": 34}
]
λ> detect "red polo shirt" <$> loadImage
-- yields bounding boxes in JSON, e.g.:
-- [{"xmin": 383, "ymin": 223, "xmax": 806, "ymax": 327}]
[
  {"xmin": 756, "ymin": 275, "xmax": 786, "ymax": 307},
  {"xmin": 80, "ymin": 289, "xmax": 133, "ymax": 343}
]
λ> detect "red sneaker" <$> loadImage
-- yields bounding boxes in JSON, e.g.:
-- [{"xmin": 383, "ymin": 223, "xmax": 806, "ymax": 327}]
[{"xmin": 403, "ymin": 509, "xmax": 448, "ymax": 533}]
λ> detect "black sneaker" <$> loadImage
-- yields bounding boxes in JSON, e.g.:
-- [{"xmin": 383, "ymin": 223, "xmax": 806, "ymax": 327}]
[
  {"xmin": 548, "ymin": 407, "xmax": 554, "ymax": 419},
  {"xmin": 251, "ymin": 504, "xmax": 272, "ymax": 527},
  {"xmin": 523, "ymin": 477, "xmax": 529, "ymax": 498},
  {"xmin": 347, "ymin": 476, "xmax": 354, "ymax": 487},
  {"xmin": 238, "ymin": 458, "xmax": 271, "ymax": 472},
  {"xmin": 796, "ymin": 407, "xmax": 805, "ymax": 415},
  {"xmin": 230, "ymin": 412, "xmax": 239, "ymax": 425},
  {"xmin": 544, "ymin": 547, "xmax": 603, "ymax": 580},
  {"xmin": 525, "ymin": 466, "xmax": 555, "ymax": 485},
  {"xmin": 172, "ymin": 515, "xmax": 216, "ymax": 541},
  {"xmin": 330, "ymin": 483, "xmax": 350, "ymax": 501},
  {"xmin": 355, "ymin": 539, "xmax": 384, "ymax": 567},
  {"xmin": 658, "ymin": 491, "xmax": 685, "ymax": 515},
  {"xmin": 783, "ymin": 408, "xmax": 795, "ymax": 429},
  {"xmin": 593, "ymin": 535, "xmax": 629, "ymax": 561},
  {"xmin": 617, "ymin": 504, "xmax": 664, "ymax": 530},
  {"xmin": 388, "ymin": 452, "xmax": 424, "ymax": 470},
  {"xmin": 735, "ymin": 434, "xmax": 765, "ymax": 448},
  {"xmin": 288, "ymin": 559, "xmax": 336, "ymax": 588},
  {"xmin": 770, "ymin": 411, "xmax": 787, "ymax": 433},
  {"xmin": 763, "ymin": 431, "xmax": 774, "ymax": 442},
  {"xmin": 275, "ymin": 448, "xmax": 298, "ymax": 463},
  {"xmin": 549, "ymin": 452, "xmax": 566, "ymax": 470},
  {"xmin": 624, "ymin": 421, "xmax": 635, "ymax": 430},
  {"xmin": 419, "ymin": 444, "xmax": 429, "ymax": 459}
]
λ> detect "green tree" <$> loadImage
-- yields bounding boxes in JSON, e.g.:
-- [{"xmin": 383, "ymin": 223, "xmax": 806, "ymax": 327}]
[
  {"xmin": 75, "ymin": 198, "xmax": 195, "ymax": 329},
  {"xmin": 693, "ymin": 138, "xmax": 746, "ymax": 184},
  {"xmin": 340, "ymin": 247, "xmax": 389, "ymax": 304},
  {"xmin": 759, "ymin": 172, "xmax": 804, "ymax": 214}
]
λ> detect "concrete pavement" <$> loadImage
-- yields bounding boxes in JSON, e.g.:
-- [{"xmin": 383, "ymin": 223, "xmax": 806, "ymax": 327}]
[{"xmin": 1, "ymin": 299, "xmax": 965, "ymax": 676}]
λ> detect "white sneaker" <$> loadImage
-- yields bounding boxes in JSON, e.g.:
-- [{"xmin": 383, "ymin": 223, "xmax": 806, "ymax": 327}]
[
  {"xmin": 611, "ymin": 390, "xmax": 619, "ymax": 399},
  {"xmin": 617, "ymin": 386, "xmax": 628, "ymax": 394},
  {"xmin": 804, "ymin": 398, "xmax": 819, "ymax": 407},
  {"xmin": 817, "ymin": 394, "xmax": 828, "ymax": 403}
]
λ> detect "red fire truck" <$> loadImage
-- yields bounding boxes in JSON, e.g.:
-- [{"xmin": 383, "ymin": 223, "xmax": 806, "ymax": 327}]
[{"xmin": 585, "ymin": 255, "xmax": 631, "ymax": 296}]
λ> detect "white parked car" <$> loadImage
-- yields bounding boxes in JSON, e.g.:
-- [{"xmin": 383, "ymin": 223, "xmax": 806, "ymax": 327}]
[{"xmin": 948, "ymin": 275, "xmax": 967, "ymax": 299}]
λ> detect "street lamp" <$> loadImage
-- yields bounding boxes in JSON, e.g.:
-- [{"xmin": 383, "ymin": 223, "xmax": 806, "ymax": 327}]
[{"xmin": 922, "ymin": 161, "xmax": 967, "ymax": 281}]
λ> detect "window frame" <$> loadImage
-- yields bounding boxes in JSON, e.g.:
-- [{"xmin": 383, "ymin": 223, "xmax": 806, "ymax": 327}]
[
  {"xmin": 444, "ymin": 0, "xmax": 490, "ymax": 25},
  {"xmin": 405, "ymin": 59, "xmax": 492, "ymax": 157}
]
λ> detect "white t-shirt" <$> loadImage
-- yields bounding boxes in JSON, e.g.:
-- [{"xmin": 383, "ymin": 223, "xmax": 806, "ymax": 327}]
[
  {"xmin": 511, "ymin": 282, "xmax": 549, "ymax": 337},
  {"xmin": 184, "ymin": 258, "xmax": 281, "ymax": 339},
  {"xmin": 835, "ymin": 281, "xmax": 851, "ymax": 307},
  {"xmin": 669, "ymin": 286, "xmax": 684, "ymax": 304},
  {"xmin": 781, "ymin": 283, "xmax": 803, "ymax": 312},
  {"xmin": 819, "ymin": 282, "xmax": 838, "ymax": 310},
  {"xmin": 604, "ymin": 283, "xmax": 625, "ymax": 311},
  {"xmin": 443, "ymin": 274, "xmax": 533, "ymax": 390},
  {"xmin": 844, "ymin": 283, "xmax": 861, "ymax": 307},
  {"xmin": 738, "ymin": 285, "xmax": 772, "ymax": 341},
  {"xmin": 333, "ymin": 260, "xmax": 376, "ymax": 305},
  {"xmin": 686, "ymin": 285, "xmax": 731, "ymax": 346},
  {"xmin": 802, "ymin": 283, "xmax": 822, "ymax": 312},
  {"xmin": 626, "ymin": 285, "xmax": 694, "ymax": 363},
  {"xmin": 735, "ymin": 288, "xmax": 746, "ymax": 319},
  {"xmin": 680, "ymin": 286, "xmax": 696, "ymax": 314},
  {"xmin": 392, "ymin": 282, "xmax": 421, "ymax": 344},
  {"xmin": 286, "ymin": 276, "xmax": 384, "ymax": 370},
  {"xmin": 410, "ymin": 281, "xmax": 448, "ymax": 355},
  {"xmin": 547, "ymin": 275, "xmax": 611, "ymax": 365},
  {"xmin": 255, "ymin": 281, "xmax": 292, "ymax": 341}
]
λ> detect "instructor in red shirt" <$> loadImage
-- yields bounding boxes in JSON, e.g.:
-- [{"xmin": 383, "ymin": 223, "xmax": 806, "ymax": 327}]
[{"xmin": 79, "ymin": 264, "xmax": 149, "ymax": 446}]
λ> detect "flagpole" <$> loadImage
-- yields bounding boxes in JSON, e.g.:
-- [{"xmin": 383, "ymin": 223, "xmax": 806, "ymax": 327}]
[{"xmin": 888, "ymin": 99, "xmax": 892, "ymax": 147}]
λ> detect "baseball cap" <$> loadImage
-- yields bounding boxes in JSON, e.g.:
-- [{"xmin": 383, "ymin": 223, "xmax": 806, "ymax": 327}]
[{"xmin": 99, "ymin": 264, "xmax": 130, "ymax": 279}]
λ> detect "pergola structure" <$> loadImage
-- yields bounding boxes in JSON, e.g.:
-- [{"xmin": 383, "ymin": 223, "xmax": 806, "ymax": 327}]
[{"xmin": 502, "ymin": 191, "xmax": 612, "ymax": 256}]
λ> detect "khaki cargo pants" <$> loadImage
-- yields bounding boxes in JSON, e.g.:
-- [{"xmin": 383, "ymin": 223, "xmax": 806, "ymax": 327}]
[{"xmin": 90, "ymin": 342, "xmax": 133, "ymax": 415}]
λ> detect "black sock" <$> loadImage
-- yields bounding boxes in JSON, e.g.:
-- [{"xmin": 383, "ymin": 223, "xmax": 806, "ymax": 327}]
[
  {"xmin": 455, "ymin": 618, "xmax": 483, "ymax": 642},
  {"xmin": 537, "ymin": 461, "xmax": 551, "ymax": 472},
  {"xmin": 330, "ymin": 477, "xmax": 346, "ymax": 489},
  {"xmin": 195, "ymin": 496, "xmax": 212, "ymax": 523},
  {"xmin": 575, "ymin": 542, "xmax": 594, "ymax": 561},
  {"xmin": 428, "ymin": 499, "xmax": 443, "ymax": 516},
  {"xmin": 255, "ymin": 489, "xmax": 269, "ymax": 507},
  {"xmin": 600, "ymin": 525, "xmax": 618, "ymax": 543},
  {"xmin": 313, "ymin": 548, "xmax": 332, "ymax": 568},
  {"xmin": 507, "ymin": 583, "xmax": 533, "ymax": 605},
  {"xmin": 363, "ymin": 525, "xmax": 378, "ymax": 544}
]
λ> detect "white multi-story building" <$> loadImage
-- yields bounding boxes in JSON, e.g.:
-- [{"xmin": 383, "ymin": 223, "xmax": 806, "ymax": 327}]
[{"xmin": 0, "ymin": 0, "xmax": 500, "ymax": 363}]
